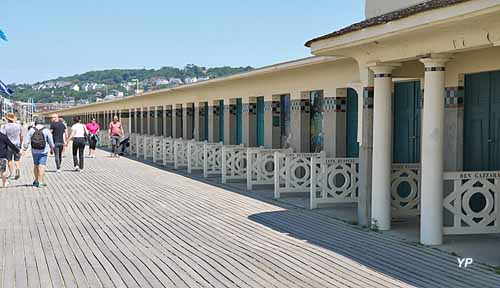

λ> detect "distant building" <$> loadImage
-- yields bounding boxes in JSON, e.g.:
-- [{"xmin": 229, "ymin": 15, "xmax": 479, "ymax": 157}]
[
  {"xmin": 72, "ymin": 84, "xmax": 80, "ymax": 91},
  {"xmin": 184, "ymin": 77, "xmax": 198, "ymax": 84},
  {"xmin": 155, "ymin": 78, "xmax": 169, "ymax": 86},
  {"xmin": 56, "ymin": 81, "xmax": 71, "ymax": 88},
  {"xmin": 169, "ymin": 78, "xmax": 183, "ymax": 85}
]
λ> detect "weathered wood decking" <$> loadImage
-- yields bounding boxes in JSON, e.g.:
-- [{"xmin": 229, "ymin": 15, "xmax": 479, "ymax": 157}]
[{"xmin": 0, "ymin": 150, "xmax": 498, "ymax": 288}]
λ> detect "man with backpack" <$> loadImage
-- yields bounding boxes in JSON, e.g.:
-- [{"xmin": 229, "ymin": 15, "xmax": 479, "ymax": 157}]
[{"xmin": 22, "ymin": 116, "xmax": 55, "ymax": 187}]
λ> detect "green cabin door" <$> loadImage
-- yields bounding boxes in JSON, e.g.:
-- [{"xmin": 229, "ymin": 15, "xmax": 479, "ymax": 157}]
[
  {"xmin": 393, "ymin": 81, "xmax": 421, "ymax": 163},
  {"xmin": 236, "ymin": 98, "xmax": 243, "ymax": 144},
  {"xmin": 191, "ymin": 104, "xmax": 195, "ymax": 139},
  {"xmin": 464, "ymin": 71, "xmax": 500, "ymax": 171},
  {"xmin": 204, "ymin": 102, "xmax": 209, "ymax": 141},
  {"xmin": 346, "ymin": 88, "xmax": 359, "ymax": 158},
  {"xmin": 256, "ymin": 97, "xmax": 265, "ymax": 146},
  {"xmin": 219, "ymin": 100, "xmax": 224, "ymax": 142}
]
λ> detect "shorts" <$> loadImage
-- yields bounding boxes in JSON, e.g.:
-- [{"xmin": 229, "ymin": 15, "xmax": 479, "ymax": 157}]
[
  {"xmin": 32, "ymin": 153, "xmax": 48, "ymax": 166},
  {"xmin": 6, "ymin": 146, "xmax": 20, "ymax": 161},
  {"xmin": 0, "ymin": 158, "xmax": 6, "ymax": 173}
]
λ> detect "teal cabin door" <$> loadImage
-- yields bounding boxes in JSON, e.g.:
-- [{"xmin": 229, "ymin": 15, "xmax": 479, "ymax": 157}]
[
  {"xmin": 464, "ymin": 71, "xmax": 500, "ymax": 171},
  {"xmin": 219, "ymin": 100, "xmax": 224, "ymax": 142},
  {"xmin": 256, "ymin": 97, "xmax": 265, "ymax": 147},
  {"xmin": 236, "ymin": 98, "xmax": 243, "ymax": 144},
  {"xmin": 346, "ymin": 88, "xmax": 359, "ymax": 158},
  {"xmin": 204, "ymin": 102, "xmax": 209, "ymax": 141},
  {"xmin": 393, "ymin": 81, "xmax": 421, "ymax": 163}
]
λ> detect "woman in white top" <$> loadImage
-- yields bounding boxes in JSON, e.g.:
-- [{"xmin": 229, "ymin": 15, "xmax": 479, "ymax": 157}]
[{"xmin": 65, "ymin": 116, "xmax": 88, "ymax": 171}]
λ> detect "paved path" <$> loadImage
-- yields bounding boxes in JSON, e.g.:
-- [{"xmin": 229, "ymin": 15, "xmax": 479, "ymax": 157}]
[{"xmin": 0, "ymin": 149, "xmax": 499, "ymax": 288}]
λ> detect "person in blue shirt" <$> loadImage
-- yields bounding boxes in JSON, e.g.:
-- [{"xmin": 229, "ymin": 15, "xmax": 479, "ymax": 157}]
[{"xmin": 22, "ymin": 117, "xmax": 55, "ymax": 187}]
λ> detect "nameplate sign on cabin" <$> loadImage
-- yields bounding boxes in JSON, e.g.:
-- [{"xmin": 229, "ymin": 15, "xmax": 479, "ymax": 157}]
[{"xmin": 443, "ymin": 171, "xmax": 500, "ymax": 180}]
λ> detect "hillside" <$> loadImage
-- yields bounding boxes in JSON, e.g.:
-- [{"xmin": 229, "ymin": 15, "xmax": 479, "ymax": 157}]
[{"xmin": 10, "ymin": 64, "xmax": 254, "ymax": 104}]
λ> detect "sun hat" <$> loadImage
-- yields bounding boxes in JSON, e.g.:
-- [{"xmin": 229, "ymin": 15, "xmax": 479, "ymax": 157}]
[{"xmin": 5, "ymin": 112, "xmax": 16, "ymax": 122}]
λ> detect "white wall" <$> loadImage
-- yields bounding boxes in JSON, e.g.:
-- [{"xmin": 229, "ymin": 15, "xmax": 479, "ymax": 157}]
[{"xmin": 365, "ymin": 0, "xmax": 427, "ymax": 18}]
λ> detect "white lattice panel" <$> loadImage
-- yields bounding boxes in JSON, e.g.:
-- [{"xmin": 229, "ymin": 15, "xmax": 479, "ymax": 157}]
[
  {"xmin": 443, "ymin": 171, "xmax": 500, "ymax": 235},
  {"xmin": 391, "ymin": 164, "xmax": 421, "ymax": 217},
  {"xmin": 174, "ymin": 139, "xmax": 191, "ymax": 169},
  {"xmin": 310, "ymin": 158, "xmax": 359, "ymax": 209},
  {"xmin": 98, "ymin": 131, "xmax": 106, "ymax": 148},
  {"xmin": 143, "ymin": 136, "xmax": 154, "ymax": 160},
  {"xmin": 136, "ymin": 134, "xmax": 144, "ymax": 157},
  {"xmin": 274, "ymin": 151, "xmax": 325, "ymax": 199},
  {"xmin": 187, "ymin": 141, "xmax": 206, "ymax": 173},
  {"xmin": 221, "ymin": 145, "xmax": 246, "ymax": 183},
  {"xmin": 129, "ymin": 133, "xmax": 136, "ymax": 156},
  {"xmin": 203, "ymin": 143, "xmax": 223, "ymax": 178},
  {"xmin": 162, "ymin": 137, "xmax": 175, "ymax": 166},
  {"xmin": 152, "ymin": 136, "xmax": 163, "ymax": 163},
  {"xmin": 100, "ymin": 131, "xmax": 110, "ymax": 148},
  {"xmin": 247, "ymin": 148, "xmax": 293, "ymax": 190}
]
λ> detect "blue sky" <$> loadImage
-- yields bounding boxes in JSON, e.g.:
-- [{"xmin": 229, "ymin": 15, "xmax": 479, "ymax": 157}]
[{"xmin": 1, "ymin": 0, "xmax": 364, "ymax": 84}]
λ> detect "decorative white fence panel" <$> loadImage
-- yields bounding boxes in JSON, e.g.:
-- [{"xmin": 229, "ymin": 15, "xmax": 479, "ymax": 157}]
[
  {"xmin": 187, "ymin": 141, "xmax": 206, "ymax": 173},
  {"xmin": 221, "ymin": 145, "xmax": 246, "ymax": 183},
  {"xmin": 174, "ymin": 139, "xmax": 191, "ymax": 169},
  {"xmin": 443, "ymin": 171, "xmax": 500, "ymax": 235},
  {"xmin": 97, "ymin": 131, "xmax": 105, "ymax": 147},
  {"xmin": 274, "ymin": 151, "xmax": 326, "ymax": 199},
  {"xmin": 310, "ymin": 158, "xmax": 359, "ymax": 209},
  {"xmin": 162, "ymin": 137, "xmax": 175, "ymax": 166},
  {"xmin": 99, "ymin": 131, "xmax": 110, "ymax": 148},
  {"xmin": 391, "ymin": 164, "xmax": 421, "ymax": 217},
  {"xmin": 143, "ymin": 136, "xmax": 154, "ymax": 160},
  {"xmin": 107, "ymin": 131, "xmax": 113, "ymax": 149},
  {"xmin": 247, "ymin": 148, "xmax": 293, "ymax": 190},
  {"xmin": 136, "ymin": 134, "xmax": 144, "ymax": 158},
  {"xmin": 129, "ymin": 133, "xmax": 137, "ymax": 156},
  {"xmin": 152, "ymin": 136, "xmax": 163, "ymax": 163},
  {"xmin": 203, "ymin": 142, "xmax": 223, "ymax": 178}
]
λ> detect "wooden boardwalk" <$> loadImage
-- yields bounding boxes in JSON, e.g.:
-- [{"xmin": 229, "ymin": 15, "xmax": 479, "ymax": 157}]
[{"xmin": 0, "ymin": 150, "xmax": 498, "ymax": 288}]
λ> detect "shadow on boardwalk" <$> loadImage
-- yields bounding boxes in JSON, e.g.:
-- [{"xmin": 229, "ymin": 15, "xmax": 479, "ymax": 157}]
[{"xmin": 247, "ymin": 210, "xmax": 500, "ymax": 288}]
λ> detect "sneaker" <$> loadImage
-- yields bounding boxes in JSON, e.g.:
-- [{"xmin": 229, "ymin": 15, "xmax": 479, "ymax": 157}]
[
  {"xmin": 74, "ymin": 166, "xmax": 80, "ymax": 172},
  {"xmin": 32, "ymin": 180, "xmax": 39, "ymax": 187},
  {"xmin": 37, "ymin": 182, "xmax": 47, "ymax": 188},
  {"xmin": 80, "ymin": 168, "xmax": 84, "ymax": 172},
  {"xmin": 14, "ymin": 169, "xmax": 20, "ymax": 180},
  {"xmin": 56, "ymin": 169, "xmax": 62, "ymax": 173},
  {"xmin": 8, "ymin": 175, "xmax": 15, "ymax": 180}
]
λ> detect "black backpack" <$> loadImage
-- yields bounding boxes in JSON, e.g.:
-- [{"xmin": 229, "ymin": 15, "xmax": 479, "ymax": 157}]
[{"xmin": 31, "ymin": 128, "xmax": 46, "ymax": 150}]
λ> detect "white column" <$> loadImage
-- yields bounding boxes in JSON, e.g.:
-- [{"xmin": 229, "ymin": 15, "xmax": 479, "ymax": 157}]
[
  {"xmin": 420, "ymin": 55, "xmax": 450, "ymax": 245},
  {"xmin": 369, "ymin": 63, "xmax": 400, "ymax": 231}
]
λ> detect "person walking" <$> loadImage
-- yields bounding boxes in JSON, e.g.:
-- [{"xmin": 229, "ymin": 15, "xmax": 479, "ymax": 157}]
[
  {"xmin": 22, "ymin": 117, "xmax": 55, "ymax": 188},
  {"xmin": 86, "ymin": 117, "xmax": 100, "ymax": 158},
  {"xmin": 1, "ymin": 113, "xmax": 23, "ymax": 180},
  {"xmin": 50, "ymin": 113, "xmax": 66, "ymax": 172},
  {"xmin": 108, "ymin": 115, "xmax": 124, "ymax": 157},
  {"xmin": 59, "ymin": 116, "xmax": 68, "ymax": 156},
  {"xmin": 0, "ymin": 128, "xmax": 21, "ymax": 187},
  {"xmin": 65, "ymin": 116, "xmax": 88, "ymax": 171}
]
